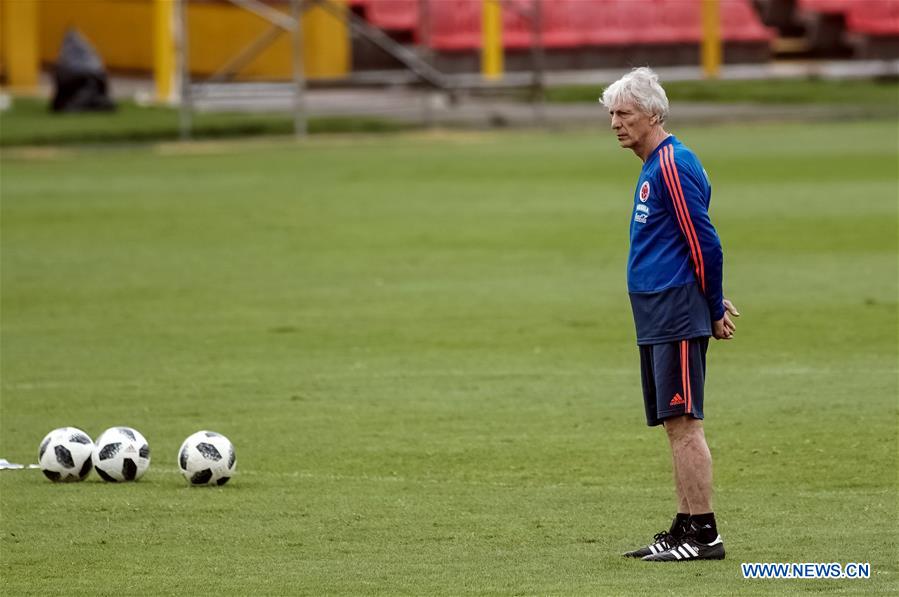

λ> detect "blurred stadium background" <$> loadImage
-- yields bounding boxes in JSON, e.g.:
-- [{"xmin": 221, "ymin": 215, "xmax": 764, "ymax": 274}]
[
  {"xmin": 0, "ymin": 0, "xmax": 897, "ymax": 137},
  {"xmin": 1, "ymin": 2, "xmax": 897, "ymax": 595}
]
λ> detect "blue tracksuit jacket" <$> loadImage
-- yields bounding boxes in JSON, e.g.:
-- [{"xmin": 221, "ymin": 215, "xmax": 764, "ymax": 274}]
[{"xmin": 628, "ymin": 135, "xmax": 724, "ymax": 345}]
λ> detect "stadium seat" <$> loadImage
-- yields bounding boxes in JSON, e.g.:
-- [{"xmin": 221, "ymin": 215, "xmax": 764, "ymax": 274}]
[
  {"xmin": 722, "ymin": 0, "xmax": 776, "ymax": 41},
  {"xmin": 578, "ymin": 0, "xmax": 771, "ymax": 47},
  {"xmin": 657, "ymin": 0, "xmax": 704, "ymax": 43},
  {"xmin": 370, "ymin": 0, "xmax": 773, "ymax": 51},
  {"xmin": 624, "ymin": 0, "xmax": 671, "ymax": 44},
  {"xmin": 574, "ymin": 0, "xmax": 657, "ymax": 46},
  {"xmin": 846, "ymin": 0, "xmax": 899, "ymax": 35},
  {"xmin": 428, "ymin": 0, "xmax": 481, "ymax": 50},
  {"xmin": 365, "ymin": 0, "xmax": 418, "ymax": 32},
  {"xmin": 424, "ymin": 0, "xmax": 533, "ymax": 50},
  {"xmin": 500, "ymin": 0, "xmax": 537, "ymax": 49},
  {"xmin": 537, "ymin": 0, "xmax": 587, "ymax": 47},
  {"xmin": 631, "ymin": 0, "xmax": 773, "ymax": 45},
  {"xmin": 796, "ymin": 0, "xmax": 854, "ymax": 15}
]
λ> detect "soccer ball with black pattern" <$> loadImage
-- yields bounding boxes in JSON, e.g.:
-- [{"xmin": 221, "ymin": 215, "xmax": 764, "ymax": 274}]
[
  {"xmin": 178, "ymin": 431, "xmax": 236, "ymax": 486},
  {"xmin": 92, "ymin": 426, "xmax": 151, "ymax": 482},
  {"xmin": 38, "ymin": 427, "xmax": 94, "ymax": 482}
]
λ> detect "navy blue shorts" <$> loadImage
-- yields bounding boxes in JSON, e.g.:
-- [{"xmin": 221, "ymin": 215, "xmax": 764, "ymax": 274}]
[{"xmin": 639, "ymin": 337, "xmax": 709, "ymax": 427}]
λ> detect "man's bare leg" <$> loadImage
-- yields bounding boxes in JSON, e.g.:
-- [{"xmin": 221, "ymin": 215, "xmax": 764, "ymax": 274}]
[
  {"xmin": 643, "ymin": 416, "xmax": 725, "ymax": 560},
  {"xmin": 671, "ymin": 449, "xmax": 690, "ymax": 514},
  {"xmin": 664, "ymin": 416, "xmax": 713, "ymax": 514}
]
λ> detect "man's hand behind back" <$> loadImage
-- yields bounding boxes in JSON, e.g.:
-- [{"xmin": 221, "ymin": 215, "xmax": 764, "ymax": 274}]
[{"xmin": 713, "ymin": 299, "xmax": 740, "ymax": 340}]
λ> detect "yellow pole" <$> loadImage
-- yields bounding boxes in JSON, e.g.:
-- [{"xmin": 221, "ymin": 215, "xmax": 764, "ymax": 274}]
[
  {"xmin": 481, "ymin": 0, "xmax": 502, "ymax": 81},
  {"xmin": 153, "ymin": 0, "xmax": 176, "ymax": 102},
  {"xmin": 701, "ymin": 0, "xmax": 721, "ymax": 79},
  {"xmin": 1, "ymin": 0, "xmax": 40, "ymax": 91}
]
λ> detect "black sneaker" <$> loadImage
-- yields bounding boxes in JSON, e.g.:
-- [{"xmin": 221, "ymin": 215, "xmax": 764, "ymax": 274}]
[
  {"xmin": 641, "ymin": 534, "xmax": 725, "ymax": 562},
  {"xmin": 622, "ymin": 531, "xmax": 678, "ymax": 558}
]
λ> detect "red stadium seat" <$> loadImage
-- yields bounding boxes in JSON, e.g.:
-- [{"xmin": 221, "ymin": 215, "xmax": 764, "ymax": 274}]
[
  {"xmin": 796, "ymin": 0, "xmax": 854, "ymax": 15},
  {"xmin": 501, "ymin": 0, "xmax": 537, "ymax": 49},
  {"xmin": 374, "ymin": 0, "xmax": 772, "ymax": 51},
  {"xmin": 365, "ymin": 0, "xmax": 418, "ymax": 32},
  {"xmin": 578, "ymin": 0, "xmax": 640, "ymax": 45},
  {"xmin": 581, "ymin": 0, "xmax": 771, "ymax": 47},
  {"xmin": 428, "ymin": 0, "xmax": 481, "ymax": 50},
  {"xmin": 429, "ymin": 0, "xmax": 591, "ymax": 51},
  {"xmin": 657, "ymin": 0, "xmax": 704, "ymax": 43},
  {"xmin": 846, "ymin": 0, "xmax": 899, "ymax": 35},
  {"xmin": 627, "ymin": 0, "xmax": 673, "ymax": 44},
  {"xmin": 538, "ymin": 0, "xmax": 588, "ymax": 47},
  {"xmin": 721, "ymin": 0, "xmax": 776, "ymax": 41}
]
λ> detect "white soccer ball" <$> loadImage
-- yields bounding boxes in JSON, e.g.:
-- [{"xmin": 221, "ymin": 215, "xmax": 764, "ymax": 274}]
[
  {"xmin": 92, "ymin": 426, "xmax": 151, "ymax": 482},
  {"xmin": 38, "ymin": 427, "xmax": 94, "ymax": 482},
  {"xmin": 178, "ymin": 431, "xmax": 236, "ymax": 486}
]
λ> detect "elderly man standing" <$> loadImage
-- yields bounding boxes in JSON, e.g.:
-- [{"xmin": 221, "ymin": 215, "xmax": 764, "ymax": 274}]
[{"xmin": 600, "ymin": 67, "xmax": 740, "ymax": 562}]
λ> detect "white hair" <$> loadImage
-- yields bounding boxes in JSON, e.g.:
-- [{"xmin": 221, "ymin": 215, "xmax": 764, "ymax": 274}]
[{"xmin": 599, "ymin": 67, "xmax": 670, "ymax": 124}]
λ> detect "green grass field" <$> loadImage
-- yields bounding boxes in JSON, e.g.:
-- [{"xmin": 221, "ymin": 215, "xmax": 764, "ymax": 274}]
[
  {"xmin": 1, "ymin": 120, "xmax": 896, "ymax": 595},
  {"xmin": 0, "ymin": 99, "xmax": 409, "ymax": 147}
]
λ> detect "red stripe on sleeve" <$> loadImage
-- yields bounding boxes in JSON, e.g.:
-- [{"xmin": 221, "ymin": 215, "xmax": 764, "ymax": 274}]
[
  {"xmin": 658, "ymin": 150, "xmax": 691, "ymax": 239},
  {"xmin": 664, "ymin": 146, "xmax": 706, "ymax": 292},
  {"xmin": 658, "ymin": 148, "xmax": 704, "ymax": 289}
]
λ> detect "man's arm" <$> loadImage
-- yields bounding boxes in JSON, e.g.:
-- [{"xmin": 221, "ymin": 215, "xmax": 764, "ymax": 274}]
[{"xmin": 657, "ymin": 145, "xmax": 725, "ymax": 321}]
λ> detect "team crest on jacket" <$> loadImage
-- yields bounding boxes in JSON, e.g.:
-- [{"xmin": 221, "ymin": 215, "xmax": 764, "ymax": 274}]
[{"xmin": 639, "ymin": 181, "xmax": 650, "ymax": 202}]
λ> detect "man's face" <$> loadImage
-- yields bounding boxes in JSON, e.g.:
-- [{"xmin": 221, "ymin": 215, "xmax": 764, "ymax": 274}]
[{"xmin": 608, "ymin": 103, "xmax": 654, "ymax": 150}]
